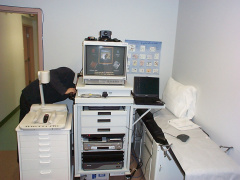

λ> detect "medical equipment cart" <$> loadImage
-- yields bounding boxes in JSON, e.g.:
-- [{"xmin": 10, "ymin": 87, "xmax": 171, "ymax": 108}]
[
  {"xmin": 73, "ymin": 78, "xmax": 133, "ymax": 178},
  {"xmin": 16, "ymin": 113, "xmax": 72, "ymax": 180}
]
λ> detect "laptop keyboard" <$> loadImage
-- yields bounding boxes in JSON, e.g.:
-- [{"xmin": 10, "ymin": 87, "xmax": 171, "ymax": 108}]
[{"xmin": 134, "ymin": 97, "xmax": 164, "ymax": 105}]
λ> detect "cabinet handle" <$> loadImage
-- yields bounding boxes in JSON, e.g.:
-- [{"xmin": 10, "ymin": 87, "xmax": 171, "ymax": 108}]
[
  {"xmin": 97, "ymin": 128, "xmax": 110, "ymax": 132},
  {"xmin": 40, "ymin": 170, "xmax": 51, "ymax": 174},
  {"xmin": 40, "ymin": 160, "xmax": 51, "ymax": 164},
  {"xmin": 39, "ymin": 136, "xmax": 49, "ymax": 140},
  {"xmin": 98, "ymin": 112, "xmax": 111, "ymax": 115},
  {"xmin": 39, "ymin": 148, "xmax": 50, "ymax": 152},
  {"xmin": 98, "ymin": 119, "xmax": 111, "ymax": 123},
  {"xmin": 38, "ymin": 133, "xmax": 49, "ymax": 136},
  {"xmin": 39, "ymin": 142, "xmax": 50, "ymax": 146},
  {"xmin": 39, "ymin": 154, "xmax": 51, "ymax": 158}
]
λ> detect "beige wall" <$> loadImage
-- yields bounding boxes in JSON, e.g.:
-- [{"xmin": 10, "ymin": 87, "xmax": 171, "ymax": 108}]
[{"xmin": 0, "ymin": 12, "xmax": 25, "ymax": 120}]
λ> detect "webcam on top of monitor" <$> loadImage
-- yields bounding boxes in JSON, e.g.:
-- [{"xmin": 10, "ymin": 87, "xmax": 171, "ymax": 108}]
[
  {"xmin": 85, "ymin": 30, "xmax": 121, "ymax": 42},
  {"xmin": 99, "ymin": 30, "xmax": 112, "ymax": 41}
]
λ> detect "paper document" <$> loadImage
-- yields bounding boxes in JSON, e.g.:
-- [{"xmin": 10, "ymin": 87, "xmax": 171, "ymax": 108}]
[{"xmin": 168, "ymin": 118, "xmax": 200, "ymax": 130}]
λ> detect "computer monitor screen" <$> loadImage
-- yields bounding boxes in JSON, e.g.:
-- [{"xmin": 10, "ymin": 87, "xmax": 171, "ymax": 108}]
[
  {"xmin": 134, "ymin": 76, "xmax": 159, "ymax": 97},
  {"xmin": 82, "ymin": 41, "xmax": 128, "ymax": 85},
  {"xmin": 85, "ymin": 45, "xmax": 125, "ymax": 76}
]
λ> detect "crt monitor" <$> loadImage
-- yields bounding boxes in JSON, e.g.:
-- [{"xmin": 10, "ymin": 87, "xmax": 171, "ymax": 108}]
[{"xmin": 82, "ymin": 41, "xmax": 128, "ymax": 85}]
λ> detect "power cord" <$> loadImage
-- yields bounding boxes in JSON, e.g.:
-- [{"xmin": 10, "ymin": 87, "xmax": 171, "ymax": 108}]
[
  {"xmin": 142, "ymin": 154, "xmax": 152, "ymax": 179},
  {"xmin": 130, "ymin": 149, "xmax": 144, "ymax": 179}
]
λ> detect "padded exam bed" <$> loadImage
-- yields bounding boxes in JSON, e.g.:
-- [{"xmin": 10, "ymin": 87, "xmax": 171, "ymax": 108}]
[{"xmin": 136, "ymin": 108, "xmax": 240, "ymax": 180}]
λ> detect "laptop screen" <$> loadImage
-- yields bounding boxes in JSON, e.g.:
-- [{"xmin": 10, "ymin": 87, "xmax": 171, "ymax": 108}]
[{"xmin": 133, "ymin": 76, "xmax": 159, "ymax": 97}]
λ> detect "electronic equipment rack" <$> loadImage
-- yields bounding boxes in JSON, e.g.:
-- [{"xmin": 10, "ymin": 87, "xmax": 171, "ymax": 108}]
[{"xmin": 74, "ymin": 78, "xmax": 133, "ymax": 178}]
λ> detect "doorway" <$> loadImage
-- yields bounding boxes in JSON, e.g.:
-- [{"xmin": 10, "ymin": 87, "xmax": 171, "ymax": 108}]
[
  {"xmin": 0, "ymin": 5, "xmax": 43, "ymax": 122},
  {"xmin": 0, "ymin": 5, "xmax": 43, "ymax": 70},
  {"xmin": 23, "ymin": 25, "xmax": 35, "ymax": 85}
]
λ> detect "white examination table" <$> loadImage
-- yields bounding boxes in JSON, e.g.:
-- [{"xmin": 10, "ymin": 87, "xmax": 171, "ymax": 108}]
[{"xmin": 137, "ymin": 108, "xmax": 240, "ymax": 180}]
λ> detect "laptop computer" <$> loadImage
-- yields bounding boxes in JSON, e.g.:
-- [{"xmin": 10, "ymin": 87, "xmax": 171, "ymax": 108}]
[{"xmin": 133, "ymin": 76, "xmax": 164, "ymax": 106}]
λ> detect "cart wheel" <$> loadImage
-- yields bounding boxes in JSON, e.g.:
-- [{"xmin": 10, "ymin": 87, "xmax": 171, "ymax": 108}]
[{"xmin": 125, "ymin": 175, "xmax": 131, "ymax": 180}]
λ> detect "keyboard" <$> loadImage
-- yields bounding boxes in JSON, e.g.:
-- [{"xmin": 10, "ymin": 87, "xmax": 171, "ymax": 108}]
[{"xmin": 134, "ymin": 97, "xmax": 165, "ymax": 105}]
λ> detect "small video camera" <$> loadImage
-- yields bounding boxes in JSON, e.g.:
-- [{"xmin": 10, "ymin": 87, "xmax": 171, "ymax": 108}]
[{"xmin": 99, "ymin": 30, "xmax": 112, "ymax": 41}]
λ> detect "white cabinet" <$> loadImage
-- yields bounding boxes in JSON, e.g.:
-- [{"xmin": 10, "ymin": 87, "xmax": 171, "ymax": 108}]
[
  {"xmin": 74, "ymin": 98, "xmax": 133, "ymax": 177},
  {"xmin": 16, "ymin": 115, "xmax": 72, "ymax": 180},
  {"xmin": 138, "ymin": 123, "xmax": 182, "ymax": 180}
]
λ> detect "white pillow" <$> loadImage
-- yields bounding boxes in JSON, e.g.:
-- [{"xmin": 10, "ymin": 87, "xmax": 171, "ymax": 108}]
[{"xmin": 162, "ymin": 77, "xmax": 197, "ymax": 119}]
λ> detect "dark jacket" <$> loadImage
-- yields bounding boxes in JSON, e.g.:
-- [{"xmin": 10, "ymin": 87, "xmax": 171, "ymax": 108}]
[{"xmin": 21, "ymin": 67, "xmax": 75, "ymax": 104}]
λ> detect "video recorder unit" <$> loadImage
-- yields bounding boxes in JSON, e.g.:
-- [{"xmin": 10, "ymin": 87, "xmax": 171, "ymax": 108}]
[{"xmin": 82, "ymin": 134, "xmax": 123, "ymax": 150}]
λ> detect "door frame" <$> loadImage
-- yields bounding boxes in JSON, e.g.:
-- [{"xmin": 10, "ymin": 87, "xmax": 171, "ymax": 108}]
[{"xmin": 0, "ymin": 5, "xmax": 43, "ymax": 70}]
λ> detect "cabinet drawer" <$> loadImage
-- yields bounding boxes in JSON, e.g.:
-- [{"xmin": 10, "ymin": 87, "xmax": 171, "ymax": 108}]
[
  {"xmin": 20, "ymin": 134, "xmax": 67, "ymax": 142},
  {"xmin": 81, "ymin": 115, "xmax": 127, "ymax": 127},
  {"xmin": 22, "ymin": 168, "xmax": 69, "ymax": 180},
  {"xmin": 20, "ymin": 146, "xmax": 68, "ymax": 154},
  {"xmin": 21, "ymin": 158, "xmax": 68, "ymax": 170},
  {"xmin": 21, "ymin": 151, "xmax": 68, "ymax": 160},
  {"xmin": 20, "ymin": 139, "xmax": 67, "ymax": 148},
  {"xmin": 81, "ymin": 110, "xmax": 127, "ymax": 116},
  {"xmin": 81, "ymin": 127, "xmax": 126, "ymax": 134}
]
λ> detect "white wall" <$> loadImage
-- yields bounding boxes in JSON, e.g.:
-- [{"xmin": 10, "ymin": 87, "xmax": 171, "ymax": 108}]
[
  {"xmin": 0, "ymin": 0, "xmax": 179, "ymax": 114},
  {"xmin": 0, "ymin": 0, "xmax": 179, "ymax": 97},
  {"xmin": 0, "ymin": 13, "xmax": 25, "ymax": 120},
  {"xmin": 173, "ymin": 0, "xmax": 240, "ymax": 164}
]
